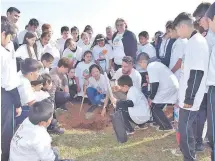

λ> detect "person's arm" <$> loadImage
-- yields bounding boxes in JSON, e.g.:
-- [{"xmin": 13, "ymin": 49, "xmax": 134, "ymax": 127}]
[
  {"xmin": 184, "ymin": 70, "xmax": 204, "ymax": 106},
  {"xmin": 171, "ymin": 58, "xmax": 182, "ymax": 73},
  {"xmin": 116, "ymin": 100, "xmax": 134, "ymax": 111},
  {"xmin": 62, "ymin": 74, "xmax": 69, "ymax": 93},
  {"xmin": 48, "ymin": 75, "xmax": 59, "ymax": 101}
]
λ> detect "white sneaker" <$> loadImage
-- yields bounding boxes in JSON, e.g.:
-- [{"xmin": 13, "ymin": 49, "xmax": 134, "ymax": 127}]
[{"xmin": 126, "ymin": 131, "xmax": 135, "ymax": 136}]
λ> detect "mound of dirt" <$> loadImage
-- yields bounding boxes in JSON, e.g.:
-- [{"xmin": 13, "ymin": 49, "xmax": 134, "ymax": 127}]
[{"xmin": 56, "ymin": 103, "xmax": 112, "ymax": 131}]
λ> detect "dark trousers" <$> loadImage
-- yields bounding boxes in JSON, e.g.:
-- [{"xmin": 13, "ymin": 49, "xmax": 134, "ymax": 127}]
[
  {"xmin": 207, "ymin": 86, "xmax": 215, "ymax": 161},
  {"xmin": 151, "ymin": 103, "xmax": 172, "ymax": 129},
  {"xmin": 55, "ymin": 91, "xmax": 71, "ymax": 108},
  {"xmin": 179, "ymin": 108, "xmax": 198, "ymax": 161},
  {"xmin": 193, "ymin": 93, "xmax": 207, "ymax": 144},
  {"xmin": 16, "ymin": 106, "xmax": 30, "ymax": 126},
  {"xmin": 114, "ymin": 63, "xmax": 121, "ymax": 71},
  {"xmin": 1, "ymin": 88, "xmax": 16, "ymax": 161},
  {"xmin": 69, "ymin": 84, "xmax": 77, "ymax": 98}
]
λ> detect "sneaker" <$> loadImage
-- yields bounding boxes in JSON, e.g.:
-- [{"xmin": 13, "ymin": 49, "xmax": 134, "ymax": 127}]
[
  {"xmin": 126, "ymin": 131, "xmax": 135, "ymax": 136},
  {"xmin": 85, "ymin": 112, "xmax": 94, "ymax": 120},
  {"xmin": 171, "ymin": 148, "xmax": 182, "ymax": 157},
  {"xmin": 156, "ymin": 126, "xmax": 173, "ymax": 132},
  {"xmin": 195, "ymin": 143, "xmax": 205, "ymax": 152},
  {"xmin": 48, "ymin": 127, "xmax": 64, "ymax": 135},
  {"xmin": 57, "ymin": 104, "xmax": 68, "ymax": 111},
  {"xmin": 150, "ymin": 122, "xmax": 159, "ymax": 128},
  {"xmin": 134, "ymin": 124, "xmax": 149, "ymax": 130}
]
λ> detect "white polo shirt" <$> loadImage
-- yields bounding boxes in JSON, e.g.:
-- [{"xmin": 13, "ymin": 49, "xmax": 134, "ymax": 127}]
[
  {"xmin": 36, "ymin": 40, "xmax": 46, "ymax": 60},
  {"xmin": 127, "ymin": 86, "xmax": 151, "ymax": 124},
  {"xmin": 113, "ymin": 68, "xmax": 142, "ymax": 90},
  {"xmin": 56, "ymin": 37, "xmax": 67, "ymax": 55},
  {"xmin": 10, "ymin": 118, "xmax": 55, "ymax": 161},
  {"xmin": 169, "ymin": 38, "xmax": 188, "ymax": 80},
  {"xmin": 207, "ymin": 45, "xmax": 215, "ymax": 87},
  {"xmin": 112, "ymin": 33, "xmax": 125, "ymax": 65},
  {"xmin": 179, "ymin": 33, "xmax": 209, "ymax": 111},
  {"xmin": 147, "ymin": 61, "xmax": 179, "ymax": 104},
  {"xmin": 137, "ymin": 43, "xmax": 156, "ymax": 58},
  {"xmin": 1, "ymin": 46, "xmax": 20, "ymax": 91},
  {"xmin": 44, "ymin": 45, "xmax": 61, "ymax": 68},
  {"xmin": 88, "ymin": 74, "xmax": 107, "ymax": 94},
  {"xmin": 205, "ymin": 29, "xmax": 215, "ymax": 54}
]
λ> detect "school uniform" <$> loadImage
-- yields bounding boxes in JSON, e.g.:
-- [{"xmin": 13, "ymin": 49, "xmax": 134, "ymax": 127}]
[
  {"xmin": 40, "ymin": 65, "xmax": 50, "ymax": 74},
  {"xmin": 9, "ymin": 118, "xmax": 56, "ymax": 161},
  {"xmin": 92, "ymin": 44, "xmax": 113, "ymax": 72},
  {"xmin": 159, "ymin": 38, "xmax": 170, "ymax": 59},
  {"xmin": 44, "ymin": 45, "xmax": 61, "ymax": 69},
  {"xmin": 68, "ymin": 77, "xmax": 77, "ymax": 98},
  {"xmin": 178, "ymin": 31, "xmax": 209, "ymax": 161},
  {"xmin": 56, "ymin": 37, "xmax": 67, "ymax": 56},
  {"xmin": 86, "ymin": 74, "xmax": 107, "ymax": 112},
  {"xmin": 15, "ymin": 44, "xmax": 38, "ymax": 60},
  {"xmin": 207, "ymin": 45, "xmax": 215, "ymax": 160},
  {"xmin": 62, "ymin": 46, "xmax": 83, "ymax": 65},
  {"xmin": 113, "ymin": 68, "xmax": 142, "ymax": 90},
  {"xmin": 116, "ymin": 86, "xmax": 151, "ymax": 132},
  {"xmin": 36, "ymin": 40, "xmax": 46, "ymax": 60},
  {"xmin": 169, "ymin": 38, "xmax": 188, "ymax": 80},
  {"xmin": 16, "ymin": 71, "xmax": 36, "ymax": 126},
  {"xmin": 75, "ymin": 61, "xmax": 94, "ymax": 96},
  {"xmin": 147, "ymin": 61, "xmax": 179, "ymax": 130},
  {"xmin": 1, "ymin": 46, "xmax": 21, "ymax": 161},
  {"xmin": 18, "ymin": 29, "xmax": 38, "ymax": 45},
  {"xmin": 35, "ymin": 90, "xmax": 51, "ymax": 102}
]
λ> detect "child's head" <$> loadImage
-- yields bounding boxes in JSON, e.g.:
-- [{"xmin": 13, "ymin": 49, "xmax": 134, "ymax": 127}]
[
  {"xmin": 138, "ymin": 31, "xmax": 149, "ymax": 45},
  {"xmin": 206, "ymin": 2, "xmax": 215, "ymax": 33},
  {"xmin": 106, "ymin": 26, "xmax": 113, "ymax": 39},
  {"xmin": 137, "ymin": 52, "xmax": 150, "ymax": 70},
  {"xmin": 173, "ymin": 12, "xmax": 194, "ymax": 39},
  {"xmin": 40, "ymin": 32, "xmax": 51, "ymax": 46},
  {"xmin": 193, "ymin": 2, "xmax": 211, "ymax": 30},
  {"xmin": 61, "ymin": 26, "xmax": 70, "ymax": 39},
  {"xmin": 71, "ymin": 26, "xmax": 79, "ymax": 39},
  {"xmin": 68, "ymin": 68, "xmax": 75, "ymax": 79},
  {"xmin": 41, "ymin": 53, "xmax": 54, "ymax": 69},
  {"xmin": 29, "ymin": 99, "xmax": 54, "ymax": 128},
  {"xmin": 57, "ymin": 57, "xmax": 70, "ymax": 74},
  {"xmin": 165, "ymin": 20, "xmax": 174, "ymax": 38},
  {"xmin": 83, "ymin": 25, "xmax": 93, "ymax": 39},
  {"xmin": 41, "ymin": 74, "xmax": 52, "ymax": 91},
  {"xmin": 20, "ymin": 58, "xmax": 41, "ymax": 81},
  {"xmin": 1, "ymin": 16, "xmax": 16, "ymax": 47},
  {"xmin": 117, "ymin": 75, "xmax": 133, "ymax": 93},
  {"xmin": 31, "ymin": 75, "xmax": 44, "ymax": 91},
  {"xmin": 42, "ymin": 23, "xmax": 52, "ymax": 35},
  {"xmin": 91, "ymin": 34, "xmax": 108, "ymax": 49},
  {"xmin": 64, "ymin": 38, "xmax": 76, "ymax": 51},
  {"xmin": 89, "ymin": 64, "xmax": 102, "ymax": 80},
  {"xmin": 23, "ymin": 32, "xmax": 36, "ymax": 46},
  {"xmin": 28, "ymin": 18, "xmax": 39, "ymax": 32},
  {"xmin": 81, "ymin": 32, "xmax": 90, "ymax": 45},
  {"xmin": 166, "ymin": 22, "xmax": 178, "ymax": 39},
  {"xmin": 83, "ymin": 50, "xmax": 93, "ymax": 63}
]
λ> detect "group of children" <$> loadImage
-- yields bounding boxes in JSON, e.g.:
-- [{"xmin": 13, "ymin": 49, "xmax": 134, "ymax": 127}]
[{"xmin": 1, "ymin": 1, "xmax": 215, "ymax": 161}]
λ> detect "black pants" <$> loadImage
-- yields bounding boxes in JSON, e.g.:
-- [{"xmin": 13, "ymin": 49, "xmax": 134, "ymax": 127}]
[
  {"xmin": 69, "ymin": 84, "xmax": 77, "ymax": 98},
  {"xmin": 179, "ymin": 108, "xmax": 198, "ymax": 161},
  {"xmin": 193, "ymin": 93, "xmax": 207, "ymax": 144},
  {"xmin": 151, "ymin": 103, "xmax": 172, "ymax": 129},
  {"xmin": 1, "ymin": 88, "xmax": 16, "ymax": 161},
  {"xmin": 114, "ymin": 63, "xmax": 121, "ymax": 71},
  {"xmin": 207, "ymin": 86, "xmax": 215, "ymax": 161}
]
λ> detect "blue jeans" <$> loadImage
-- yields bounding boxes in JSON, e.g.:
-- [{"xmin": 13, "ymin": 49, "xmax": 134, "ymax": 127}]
[
  {"xmin": 16, "ymin": 106, "xmax": 30, "ymax": 126},
  {"xmin": 86, "ymin": 87, "xmax": 105, "ymax": 105}
]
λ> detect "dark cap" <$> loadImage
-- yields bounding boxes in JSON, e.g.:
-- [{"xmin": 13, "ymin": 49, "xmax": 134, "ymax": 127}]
[{"xmin": 206, "ymin": 2, "xmax": 215, "ymax": 21}]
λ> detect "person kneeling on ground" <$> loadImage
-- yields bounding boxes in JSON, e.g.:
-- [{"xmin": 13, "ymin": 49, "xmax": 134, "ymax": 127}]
[
  {"xmin": 85, "ymin": 64, "xmax": 107, "ymax": 119},
  {"xmin": 137, "ymin": 52, "xmax": 179, "ymax": 131},
  {"xmin": 9, "ymin": 99, "xmax": 74, "ymax": 161},
  {"xmin": 110, "ymin": 75, "xmax": 151, "ymax": 135}
]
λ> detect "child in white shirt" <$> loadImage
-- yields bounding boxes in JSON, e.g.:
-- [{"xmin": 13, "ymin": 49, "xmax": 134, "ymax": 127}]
[
  {"xmin": 71, "ymin": 26, "xmax": 81, "ymax": 44},
  {"xmin": 91, "ymin": 34, "xmax": 113, "ymax": 73},
  {"xmin": 75, "ymin": 50, "xmax": 94, "ymax": 97},
  {"xmin": 62, "ymin": 38, "xmax": 82, "ymax": 67},
  {"xmin": 85, "ymin": 64, "xmax": 107, "ymax": 119},
  {"xmin": 56, "ymin": 26, "xmax": 70, "ymax": 56},
  {"xmin": 16, "ymin": 32, "xmax": 38, "ymax": 60},
  {"xmin": 78, "ymin": 32, "xmax": 92, "ymax": 60},
  {"xmin": 40, "ymin": 52, "xmax": 54, "ymax": 74},
  {"xmin": 16, "ymin": 58, "xmax": 41, "ymax": 126},
  {"xmin": 68, "ymin": 68, "xmax": 78, "ymax": 98},
  {"xmin": 36, "ymin": 32, "xmax": 51, "ymax": 60},
  {"xmin": 10, "ymin": 99, "xmax": 74, "ymax": 161},
  {"xmin": 110, "ymin": 75, "xmax": 151, "ymax": 135}
]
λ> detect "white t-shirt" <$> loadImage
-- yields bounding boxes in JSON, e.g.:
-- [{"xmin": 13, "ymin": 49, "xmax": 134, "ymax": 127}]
[
  {"xmin": 75, "ymin": 61, "xmax": 94, "ymax": 96},
  {"xmin": 10, "ymin": 118, "xmax": 55, "ymax": 161},
  {"xmin": 113, "ymin": 68, "xmax": 142, "ymax": 90},
  {"xmin": 6, "ymin": 41, "xmax": 15, "ymax": 54},
  {"xmin": 56, "ymin": 37, "xmax": 67, "ymax": 55},
  {"xmin": 179, "ymin": 33, "xmax": 209, "ymax": 111},
  {"xmin": 36, "ymin": 40, "xmax": 46, "ymax": 60},
  {"xmin": 44, "ymin": 45, "xmax": 61, "ymax": 68},
  {"xmin": 205, "ymin": 29, "xmax": 215, "ymax": 54},
  {"xmin": 159, "ymin": 38, "xmax": 170, "ymax": 58},
  {"xmin": 88, "ymin": 74, "xmax": 107, "ymax": 94},
  {"xmin": 15, "ymin": 44, "xmax": 38, "ymax": 60},
  {"xmin": 17, "ymin": 72, "xmax": 36, "ymax": 106},
  {"xmin": 92, "ymin": 44, "xmax": 113, "ymax": 71},
  {"xmin": 35, "ymin": 90, "xmax": 50, "ymax": 102},
  {"xmin": 1, "ymin": 46, "xmax": 20, "ymax": 91},
  {"xmin": 62, "ymin": 46, "xmax": 83, "ymax": 62},
  {"xmin": 127, "ymin": 86, "xmax": 151, "ymax": 124},
  {"xmin": 169, "ymin": 38, "xmax": 188, "ymax": 80},
  {"xmin": 18, "ymin": 30, "xmax": 38, "ymax": 45},
  {"xmin": 207, "ymin": 46, "xmax": 215, "ymax": 86},
  {"xmin": 78, "ymin": 40, "xmax": 92, "ymax": 57},
  {"xmin": 112, "ymin": 33, "xmax": 125, "ymax": 65},
  {"xmin": 147, "ymin": 61, "xmax": 179, "ymax": 104}
]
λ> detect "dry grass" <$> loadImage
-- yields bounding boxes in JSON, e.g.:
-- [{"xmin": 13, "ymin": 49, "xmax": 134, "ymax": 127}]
[{"xmin": 52, "ymin": 126, "xmax": 211, "ymax": 161}]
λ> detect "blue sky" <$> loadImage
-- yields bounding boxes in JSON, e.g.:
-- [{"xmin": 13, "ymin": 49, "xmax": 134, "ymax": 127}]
[{"xmin": 1, "ymin": 0, "xmax": 213, "ymax": 40}]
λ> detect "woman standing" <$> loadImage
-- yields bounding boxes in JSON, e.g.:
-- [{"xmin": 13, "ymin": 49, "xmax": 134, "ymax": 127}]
[{"xmin": 112, "ymin": 18, "xmax": 137, "ymax": 71}]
